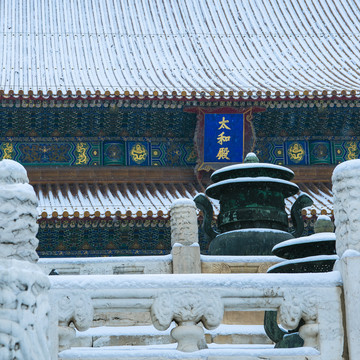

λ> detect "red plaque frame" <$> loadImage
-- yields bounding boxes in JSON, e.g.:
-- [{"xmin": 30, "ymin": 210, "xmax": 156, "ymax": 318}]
[{"xmin": 185, "ymin": 106, "xmax": 265, "ymax": 173}]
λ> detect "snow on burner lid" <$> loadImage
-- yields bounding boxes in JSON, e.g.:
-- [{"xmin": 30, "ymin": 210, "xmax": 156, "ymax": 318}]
[
  {"xmin": 206, "ymin": 176, "xmax": 299, "ymax": 199},
  {"xmin": 268, "ymin": 254, "xmax": 339, "ymax": 273},
  {"xmin": 211, "ymin": 163, "xmax": 294, "ymax": 183},
  {"xmin": 273, "ymin": 232, "xmax": 336, "ymax": 251}
]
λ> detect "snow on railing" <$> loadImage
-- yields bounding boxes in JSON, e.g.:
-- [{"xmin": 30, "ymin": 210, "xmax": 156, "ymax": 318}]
[{"xmin": 50, "ymin": 271, "xmax": 344, "ymax": 359}]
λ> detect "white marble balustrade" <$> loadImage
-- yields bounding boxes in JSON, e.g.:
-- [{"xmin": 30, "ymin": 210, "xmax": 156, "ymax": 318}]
[{"xmin": 50, "ymin": 271, "xmax": 344, "ymax": 359}]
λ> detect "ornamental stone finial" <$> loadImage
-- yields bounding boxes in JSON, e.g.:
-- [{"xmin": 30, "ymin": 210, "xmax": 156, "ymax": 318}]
[
  {"xmin": 244, "ymin": 152, "xmax": 259, "ymax": 163},
  {"xmin": 314, "ymin": 215, "xmax": 334, "ymax": 233},
  {"xmin": 170, "ymin": 198, "xmax": 198, "ymax": 247},
  {"xmin": 170, "ymin": 198, "xmax": 201, "ymax": 273}
]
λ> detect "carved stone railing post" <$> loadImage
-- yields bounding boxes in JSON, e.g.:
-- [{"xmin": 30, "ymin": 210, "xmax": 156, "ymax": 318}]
[
  {"xmin": 278, "ymin": 287, "xmax": 344, "ymax": 359},
  {"xmin": 0, "ymin": 160, "xmax": 54, "ymax": 359},
  {"xmin": 150, "ymin": 289, "xmax": 224, "ymax": 352},
  {"xmin": 333, "ymin": 159, "xmax": 360, "ymax": 359},
  {"xmin": 56, "ymin": 292, "xmax": 94, "ymax": 351},
  {"xmin": 279, "ymin": 290, "xmax": 318, "ymax": 348},
  {"xmin": 170, "ymin": 199, "xmax": 201, "ymax": 274}
]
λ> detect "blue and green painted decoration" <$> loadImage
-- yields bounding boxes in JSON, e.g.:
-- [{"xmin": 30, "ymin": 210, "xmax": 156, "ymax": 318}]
[
  {"xmin": 2, "ymin": 104, "xmax": 360, "ymax": 167},
  {"xmin": 2, "ymin": 138, "xmax": 360, "ymax": 167},
  {"xmin": 259, "ymin": 139, "xmax": 360, "ymax": 165},
  {"xmin": 0, "ymin": 139, "xmax": 197, "ymax": 167}
]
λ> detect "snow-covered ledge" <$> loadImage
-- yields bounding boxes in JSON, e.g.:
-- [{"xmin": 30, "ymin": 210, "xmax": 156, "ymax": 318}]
[
  {"xmin": 333, "ymin": 159, "xmax": 360, "ymax": 359},
  {"xmin": 39, "ymin": 254, "xmax": 172, "ymax": 276},
  {"xmin": 51, "ymin": 272, "xmax": 344, "ymax": 359},
  {"xmin": 0, "ymin": 160, "xmax": 54, "ymax": 359}
]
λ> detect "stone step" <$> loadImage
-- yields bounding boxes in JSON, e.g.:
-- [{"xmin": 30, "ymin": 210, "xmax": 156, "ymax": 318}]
[
  {"xmin": 71, "ymin": 324, "xmax": 272, "ymax": 348},
  {"xmin": 59, "ymin": 343, "xmax": 320, "ymax": 360}
]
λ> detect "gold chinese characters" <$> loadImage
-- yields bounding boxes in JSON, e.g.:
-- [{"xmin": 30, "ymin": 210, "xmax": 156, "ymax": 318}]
[{"xmin": 216, "ymin": 117, "xmax": 231, "ymax": 160}]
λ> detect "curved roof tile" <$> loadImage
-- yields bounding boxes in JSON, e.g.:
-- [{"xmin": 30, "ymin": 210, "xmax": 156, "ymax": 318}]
[{"xmin": 1, "ymin": 0, "xmax": 360, "ymax": 98}]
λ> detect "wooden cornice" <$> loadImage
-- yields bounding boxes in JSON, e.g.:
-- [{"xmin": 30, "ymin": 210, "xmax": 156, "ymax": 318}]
[
  {"xmin": 26, "ymin": 166, "xmax": 197, "ymax": 184},
  {"xmin": 26, "ymin": 165, "xmax": 335, "ymax": 185},
  {"xmin": 288, "ymin": 165, "xmax": 335, "ymax": 183}
]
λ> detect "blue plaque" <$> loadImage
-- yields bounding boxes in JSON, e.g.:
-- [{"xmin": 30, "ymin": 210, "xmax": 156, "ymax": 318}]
[{"xmin": 204, "ymin": 113, "xmax": 244, "ymax": 163}]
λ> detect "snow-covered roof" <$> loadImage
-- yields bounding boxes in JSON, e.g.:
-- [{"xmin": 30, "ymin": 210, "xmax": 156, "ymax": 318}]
[
  {"xmin": 35, "ymin": 182, "xmax": 209, "ymax": 219},
  {"xmin": 34, "ymin": 181, "xmax": 333, "ymax": 219},
  {"xmin": 1, "ymin": 0, "xmax": 360, "ymax": 99}
]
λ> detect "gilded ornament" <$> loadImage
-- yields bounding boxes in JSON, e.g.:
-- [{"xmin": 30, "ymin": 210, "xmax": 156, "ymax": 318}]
[
  {"xmin": 218, "ymin": 117, "xmax": 231, "ymax": 130},
  {"xmin": 346, "ymin": 142, "xmax": 358, "ymax": 160},
  {"xmin": 288, "ymin": 143, "xmax": 305, "ymax": 162},
  {"xmin": 75, "ymin": 143, "xmax": 89, "ymax": 165},
  {"xmin": 130, "ymin": 143, "xmax": 148, "ymax": 164},
  {"xmin": 1, "ymin": 142, "xmax": 14, "ymax": 159},
  {"xmin": 216, "ymin": 147, "xmax": 230, "ymax": 160},
  {"xmin": 217, "ymin": 131, "xmax": 231, "ymax": 145}
]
